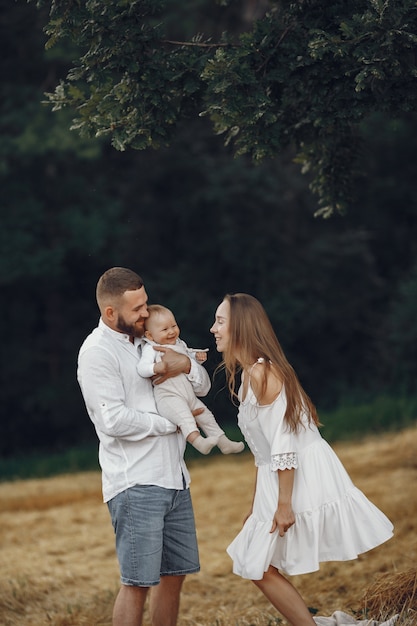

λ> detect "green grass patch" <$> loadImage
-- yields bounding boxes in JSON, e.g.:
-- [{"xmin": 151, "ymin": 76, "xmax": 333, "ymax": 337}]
[
  {"xmin": 0, "ymin": 443, "xmax": 99, "ymax": 482},
  {"xmin": 319, "ymin": 394, "xmax": 417, "ymax": 442},
  {"xmin": 1, "ymin": 395, "xmax": 416, "ymax": 481}
]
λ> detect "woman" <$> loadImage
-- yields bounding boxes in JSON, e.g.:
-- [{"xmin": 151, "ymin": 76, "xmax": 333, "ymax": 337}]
[{"xmin": 210, "ymin": 293, "xmax": 393, "ymax": 626}]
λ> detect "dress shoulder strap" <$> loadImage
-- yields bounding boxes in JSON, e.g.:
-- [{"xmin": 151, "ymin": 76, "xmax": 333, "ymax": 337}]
[{"xmin": 248, "ymin": 357, "xmax": 265, "ymax": 379}]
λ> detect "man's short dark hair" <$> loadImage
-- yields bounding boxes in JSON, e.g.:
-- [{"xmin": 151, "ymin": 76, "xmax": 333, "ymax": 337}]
[{"xmin": 96, "ymin": 267, "xmax": 144, "ymax": 309}]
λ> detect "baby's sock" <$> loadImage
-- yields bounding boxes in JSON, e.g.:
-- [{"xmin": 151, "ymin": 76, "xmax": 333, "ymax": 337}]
[
  {"xmin": 191, "ymin": 435, "xmax": 218, "ymax": 455},
  {"xmin": 217, "ymin": 434, "xmax": 245, "ymax": 454}
]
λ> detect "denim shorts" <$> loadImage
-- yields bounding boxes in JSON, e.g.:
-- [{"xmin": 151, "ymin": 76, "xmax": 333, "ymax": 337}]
[{"xmin": 107, "ymin": 484, "xmax": 200, "ymax": 586}]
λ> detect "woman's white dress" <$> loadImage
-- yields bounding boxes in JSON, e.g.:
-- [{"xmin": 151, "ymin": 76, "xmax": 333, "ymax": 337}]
[{"xmin": 226, "ymin": 368, "xmax": 394, "ymax": 579}]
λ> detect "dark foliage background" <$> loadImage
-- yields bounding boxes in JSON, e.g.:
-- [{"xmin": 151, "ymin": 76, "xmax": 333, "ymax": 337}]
[{"xmin": 1, "ymin": 0, "xmax": 416, "ymax": 462}]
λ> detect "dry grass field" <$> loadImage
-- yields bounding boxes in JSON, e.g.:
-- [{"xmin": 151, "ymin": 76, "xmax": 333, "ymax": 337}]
[{"xmin": 1, "ymin": 424, "xmax": 416, "ymax": 626}]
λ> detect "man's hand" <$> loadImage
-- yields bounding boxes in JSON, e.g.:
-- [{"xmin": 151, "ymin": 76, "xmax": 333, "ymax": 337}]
[{"xmin": 152, "ymin": 346, "xmax": 191, "ymax": 385}]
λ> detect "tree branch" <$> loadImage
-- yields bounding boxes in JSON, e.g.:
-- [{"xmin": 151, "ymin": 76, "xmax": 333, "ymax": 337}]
[{"xmin": 162, "ymin": 39, "xmax": 233, "ymax": 48}]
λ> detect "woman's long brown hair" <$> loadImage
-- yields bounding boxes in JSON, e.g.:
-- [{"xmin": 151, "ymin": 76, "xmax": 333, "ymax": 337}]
[{"xmin": 221, "ymin": 293, "xmax": 319, "ymax": 432}]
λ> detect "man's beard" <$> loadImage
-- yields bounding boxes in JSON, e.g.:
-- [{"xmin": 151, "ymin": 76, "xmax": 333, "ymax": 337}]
[{"xmin": 116, "ymin": 313, "xmax": 145, "ymax": 338}]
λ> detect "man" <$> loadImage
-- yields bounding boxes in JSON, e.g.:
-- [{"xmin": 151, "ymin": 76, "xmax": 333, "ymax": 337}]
[{"xmin": 77, "ymin": 267, "xmax": 210, "ymax": 626}]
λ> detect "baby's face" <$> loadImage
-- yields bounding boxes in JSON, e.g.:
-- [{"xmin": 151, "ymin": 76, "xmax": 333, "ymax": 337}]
[{"xmin": 145, "ymin": 311, "xmax": 180, "ymax": 345}]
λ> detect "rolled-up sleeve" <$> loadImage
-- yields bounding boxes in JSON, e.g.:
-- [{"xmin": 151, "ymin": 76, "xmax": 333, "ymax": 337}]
[{"xmin": 78, "ymin": 346, "xmax": 176, "ymax": 440}]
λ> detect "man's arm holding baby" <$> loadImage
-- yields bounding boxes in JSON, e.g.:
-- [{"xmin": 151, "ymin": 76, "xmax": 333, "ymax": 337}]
[{"xmin": 152, "ymin": 345, "xmax": 211, "ymax": 396}]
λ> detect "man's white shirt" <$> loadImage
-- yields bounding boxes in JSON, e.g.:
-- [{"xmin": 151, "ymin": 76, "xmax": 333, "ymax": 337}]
[{"xmin": 77, "ymin": 319, "xmax": 211, "ymax": 502}]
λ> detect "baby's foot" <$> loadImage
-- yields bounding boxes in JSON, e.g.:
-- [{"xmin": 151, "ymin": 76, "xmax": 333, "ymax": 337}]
[
  {"xmin": 217, "ymin": 434, "xmax": 245, "ymax": 454},
  {"xmin": 191, "ymin": 435, "xmax": 218, "ymax": 455}
]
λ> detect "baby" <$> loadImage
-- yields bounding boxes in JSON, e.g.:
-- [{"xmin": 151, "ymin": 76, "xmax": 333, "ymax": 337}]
[{"xmin": 137, "ymin": 304, "xmax": 244, "ymax": 455}]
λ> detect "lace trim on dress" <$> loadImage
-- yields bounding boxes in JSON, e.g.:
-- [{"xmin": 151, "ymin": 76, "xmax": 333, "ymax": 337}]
[{"xmin": 271, "ymin": 452, "xmax": 298, "ymax": 471}]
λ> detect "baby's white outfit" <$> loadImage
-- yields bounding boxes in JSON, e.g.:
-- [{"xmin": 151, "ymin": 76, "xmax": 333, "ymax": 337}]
[{"xmin": 137, "ymin": 338, "xmax": 225, "ymax": 440}]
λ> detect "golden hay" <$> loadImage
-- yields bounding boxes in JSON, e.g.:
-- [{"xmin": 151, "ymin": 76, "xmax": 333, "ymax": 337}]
[
  {"xmin": 0, "ymin": 424, "xmax": 416, "ymax": 625},
  {"xmin": 359, "ymin": 568, "xmax": 417, "ymax": 624}
]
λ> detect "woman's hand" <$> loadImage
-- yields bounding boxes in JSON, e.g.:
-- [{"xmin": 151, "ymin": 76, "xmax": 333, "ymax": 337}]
[
  {"xmin": 270, "ymin": 467, "xmax": 295, "ymax": 536},
  {"xmin": 270, "ymin": 502, "xmax": 295, "ymax": 536}
]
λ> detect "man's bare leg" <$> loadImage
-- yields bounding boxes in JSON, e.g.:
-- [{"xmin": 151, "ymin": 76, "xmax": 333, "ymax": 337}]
[
  {"xmin": 253, "ymin": 566, "xmax": 316, "ymax": 626},
  {"xmin": 149, "ymin": 575, "xmax": 185, "ymax": 626},
  {"xmin": 113, "ymin": 585, "xmax": 149, "ymax": 626}
]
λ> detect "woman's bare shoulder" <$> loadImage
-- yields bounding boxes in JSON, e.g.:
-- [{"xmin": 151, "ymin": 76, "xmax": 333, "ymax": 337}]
[{"xmin": 250, "ymin": 359, "xmax": 282, "ymax": 404}]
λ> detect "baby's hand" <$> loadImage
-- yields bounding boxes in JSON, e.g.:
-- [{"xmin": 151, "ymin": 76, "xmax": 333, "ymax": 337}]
[{"xmin": 195, "ymin": 351, "xmax": 208, "ymax": 363}]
